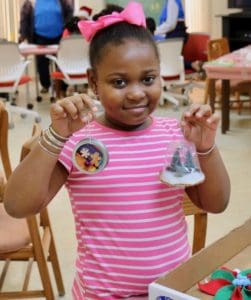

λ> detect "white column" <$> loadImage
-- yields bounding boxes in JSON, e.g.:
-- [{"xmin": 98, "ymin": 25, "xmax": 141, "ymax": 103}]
[{"xmin": 185, "ymin": 0, "xmax": 212, "ymax": 33}]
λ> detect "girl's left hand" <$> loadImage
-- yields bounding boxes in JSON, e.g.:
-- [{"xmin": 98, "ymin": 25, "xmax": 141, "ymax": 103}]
[{"xmin": 180, "ymin": 104, "xmax": 220, "ymax": 152}]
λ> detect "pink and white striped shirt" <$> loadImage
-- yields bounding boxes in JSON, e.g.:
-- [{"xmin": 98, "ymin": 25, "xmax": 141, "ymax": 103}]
[{"xmin": 59, "ymin": 116, "xmax": 190, "ymax": 299}]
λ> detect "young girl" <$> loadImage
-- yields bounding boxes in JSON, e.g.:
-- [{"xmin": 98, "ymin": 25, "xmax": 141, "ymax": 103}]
[{"xmin": 4, "ymin": 2, "xmax": 230, "ymax": 299}]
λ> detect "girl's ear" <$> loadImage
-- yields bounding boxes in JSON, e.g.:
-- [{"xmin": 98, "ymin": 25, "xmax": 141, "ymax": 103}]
[{"xmin": 87, "ymin": 68, "xmax": 98, "ymax": 96}]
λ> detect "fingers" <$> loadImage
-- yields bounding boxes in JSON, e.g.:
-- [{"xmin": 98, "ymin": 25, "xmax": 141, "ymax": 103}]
[
  {"xmin": 51, "ymin": 94, "xmax": 98, "ymax": 122},
  {"xmin": 182, "ymin": 104, "xmax": 220, "ymax": 127}
]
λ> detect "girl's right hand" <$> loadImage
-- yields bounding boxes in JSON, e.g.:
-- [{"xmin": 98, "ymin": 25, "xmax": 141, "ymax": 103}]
[{"xmin": 50, "ymin": 94, "xmax": 98, "ymax": 138}]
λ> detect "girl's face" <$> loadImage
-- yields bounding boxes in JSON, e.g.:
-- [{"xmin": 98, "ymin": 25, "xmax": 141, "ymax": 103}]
[{"xmin": 88, "ymin": 39, "xmax": 161, "ymax": 130}]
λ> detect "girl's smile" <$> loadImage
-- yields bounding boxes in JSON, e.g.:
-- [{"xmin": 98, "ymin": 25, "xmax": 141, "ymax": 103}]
[{"xmin": 88, "ymin": 39, "xmax": 161, "ymax": 131}]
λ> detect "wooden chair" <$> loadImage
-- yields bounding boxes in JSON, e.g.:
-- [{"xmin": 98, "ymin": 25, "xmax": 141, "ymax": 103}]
[
  {"xmin": 0, "ymin": 101, "xmax": 65, "ymax": 299},
  {"xmin": 204, "ymin": 37, "xmax": 251, "ymax": 114},
  {"xmin": 182, "ymin": 193, "xmax": 207, "ymax": 255},
  {"xmin": 0, "ymin": 100, "xmax": 11, "ymax": 179}
]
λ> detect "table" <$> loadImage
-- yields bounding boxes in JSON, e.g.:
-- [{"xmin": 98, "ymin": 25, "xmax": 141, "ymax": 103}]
[
  {"xmin": 203, "ymin": 45, "xmax": 251, "ymax": 134},
  {"xmin": 19, "ymin": 43, "xmax": 58, "ymax": 101},
  {"xmin": 150, "ymin": 217, "xmax": 251, "ymax": 299}
]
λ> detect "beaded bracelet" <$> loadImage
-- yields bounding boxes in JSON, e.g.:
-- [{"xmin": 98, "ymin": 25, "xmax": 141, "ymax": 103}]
[{"xmin": 197, "ymin": 144, "xmax": 216, "ymax": 156}]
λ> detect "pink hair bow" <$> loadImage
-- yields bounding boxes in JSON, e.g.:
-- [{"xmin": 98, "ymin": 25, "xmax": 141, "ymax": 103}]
[{"xmin": 78, "ymin": 1, "xmax": 146, "ymax": 42}]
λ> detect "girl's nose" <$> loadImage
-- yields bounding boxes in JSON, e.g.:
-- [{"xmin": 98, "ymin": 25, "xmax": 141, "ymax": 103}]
[{"xmin": 126, "ymin": 85, "xmax": 145, "ymax": 100}]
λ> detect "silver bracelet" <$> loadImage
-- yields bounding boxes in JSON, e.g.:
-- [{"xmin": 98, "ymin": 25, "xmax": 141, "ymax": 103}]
[
  {"xmin": 44, "ymin": 128, "xmax": 65, "ymax": 148},
  {"xmin": 38, "ymin": 140, "xmax": 59, "ymax": 157},
  {"xmin": 42, "ymin": 134, "xmax": 63, "ymax": 151},
  {"xmin": 49, "ymin": 125, "xmax": 68, "ymax": 142},
  {"xmin": 197, "ymin": 144, "xmax": 216, "ymax": 156}
]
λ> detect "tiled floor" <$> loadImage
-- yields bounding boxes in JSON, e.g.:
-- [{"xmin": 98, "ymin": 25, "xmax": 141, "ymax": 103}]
[{"xmin": 2, "ymin": 84, "xmax": 251, "ymax": 299}]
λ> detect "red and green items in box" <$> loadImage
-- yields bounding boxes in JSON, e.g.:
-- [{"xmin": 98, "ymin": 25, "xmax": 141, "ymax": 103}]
[{"xmin": 198, "ymin": 267, "xmax": 251, "ymax": 300}]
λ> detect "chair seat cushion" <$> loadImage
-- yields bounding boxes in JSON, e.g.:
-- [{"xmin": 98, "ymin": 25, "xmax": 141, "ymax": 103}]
[
  {"xmin": 0, "ymin": 204, "xmax": 30, "ymax": 253},
  {"xmin": 0, "ymin": 75, "xmax": 31, "ymax": 87},
  {"xmin": 162, "ymin": 74, "xmax": 180, "ymax": 81},
  {"xmin": 51, "ymin": 71, "xmax": 87, "ymax": 80}
]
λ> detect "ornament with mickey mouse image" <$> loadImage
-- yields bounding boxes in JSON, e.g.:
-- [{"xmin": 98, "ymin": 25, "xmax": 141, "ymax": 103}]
[
  {"xmin": 160, "ymin": 140, "xmax": 205, "ymax": 187},
  {"xmin": 73, "ymin": 138, "xmax": 108, "ymax": 174},
  {"xmin": 72, "ymin": 109, "xmax": 109, "ymax": 174}
]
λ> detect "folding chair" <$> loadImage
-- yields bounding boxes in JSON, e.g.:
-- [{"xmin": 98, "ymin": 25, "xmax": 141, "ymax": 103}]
[
  {"xmin": 157, "ymin": 38, "xmax": 188, "ymax": 109},
  {"xmin": 0, "ymin": 101, "xmax": 65, "ymax": 299},
  {"xmin": 0, "ymin": 40, "xmax": 41, "ymax": 128},
  {"xmin": 47, "ymin": 34, "xmax": 90, "ymax": 100}
]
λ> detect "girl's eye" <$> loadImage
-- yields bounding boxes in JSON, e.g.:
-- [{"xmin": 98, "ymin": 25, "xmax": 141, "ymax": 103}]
[
  {"xmin": 112, "ymin": 79, "xmax": 126, "ymax": 88},
  {"xmin": 143, "ymin": 76, "xmax": 155, "ymax": 85}
]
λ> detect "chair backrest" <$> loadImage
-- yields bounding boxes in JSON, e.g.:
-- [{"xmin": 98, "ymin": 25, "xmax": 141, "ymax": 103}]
[
  {"xmin": 182, "ymin": 32, "xmax": 210, "ymax": 63},
  {"xmin": 182, "ymin": 193, "xmax": 207, "ymax": 254},
  {"xmin": 157, "ymin": 38, "xmax": 184, "ymax": 78},
  {"xmin": 57, "ymin": 34, "xmax": 90, "ymax": 74},
  {"xmin": 0, "ymin": 118, "xmax": 65, "ymax": 298},
  {"xmin": 0, "ymin": 40, "xmax": 25, "ymax": 82},
  {"xmin": 207, "ymin": 37, "xmax": 230, "ymax": 61},
  {"xmin": 0, "ymin": 101, "xmax": 12, "ymax": 179}
]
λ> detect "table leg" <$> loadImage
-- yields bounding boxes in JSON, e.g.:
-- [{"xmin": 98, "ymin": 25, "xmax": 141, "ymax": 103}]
[
  {"xmin": 208, "ymin": 79, "xmax": 216, "ymax": 113},
  {"xmin": 34, "ymin": 57, "xmax": 42, "ymax": 102},
  {"xmin": 221, "ymin": 79, "xmax": 230, "ymax": 134},
  {"xmin": 25, "ymin": 61, "xmax": 33, "ymax": 109}
]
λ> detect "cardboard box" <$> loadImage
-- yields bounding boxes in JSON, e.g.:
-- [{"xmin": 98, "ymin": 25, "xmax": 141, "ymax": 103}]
[{"xmin": 149, "ymin": 217, "xmax": 251, "ymax": 299}]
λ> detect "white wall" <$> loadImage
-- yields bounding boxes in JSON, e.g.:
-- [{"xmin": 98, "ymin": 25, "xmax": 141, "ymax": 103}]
[
  {"xmin": 211, "ymin": 0, "xmax": 241, "ymax": 38},
  {"xmin": 77, "ymin": 0, "xmax": 105, "ymax": 16}
]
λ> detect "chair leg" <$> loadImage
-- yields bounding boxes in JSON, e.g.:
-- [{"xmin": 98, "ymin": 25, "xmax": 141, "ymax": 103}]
[
  {"xmin": 203, "ymin": 78, "xmax": 209, "ymax": 104},
  {"xmin": 163, "ymin": 91, "xmax": 179, "ymax": 109},
  {"xmin": 40, "ymin": 210, "xmax": 65, "ymax": 296},
  {"xmin": 207, "ymin": 79, "xmax": 216, "ymax": 113},
  {"xmin": 55, "ymin": 79, "xmax": 62, "ymax": 99},
  {"xmin": 49, "ymin": 236, "xmax": 65, "ymax": 296},
  {"xmin": 192, "ymin": 213, "xmax": 207, "ymax": 254},
  {"xmin": 29, "ymin": 218, "xmax": 55, "ymax": 300},
  {"xmin": 235, "ymin": 91, "xmax": 242, "ymax": 115}
]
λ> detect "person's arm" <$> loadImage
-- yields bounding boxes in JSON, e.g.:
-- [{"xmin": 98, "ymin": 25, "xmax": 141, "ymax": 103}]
[
  {"xmin": 155, "ymin": 0, "xmax": 179, "ymax": 36},
  {"xmin": 61, "ymin": 0, "xmax": 74, "ymax": 25},
  {"xmin": 4, "ymin": 94, "xmax": 98, "ymax": 218},
  {"xmin": 19, "ymin": 0, "xmax": 33, "ymax": 43},
  {"xmin": 182, "ymin": 104, "xmax": 230, "ymax": 213},
  {"xmin": 186, "ymin": 147, "xmax": 230, "ymax": 213}
]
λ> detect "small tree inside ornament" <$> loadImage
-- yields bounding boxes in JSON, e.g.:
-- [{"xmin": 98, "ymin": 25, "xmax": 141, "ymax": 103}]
[{"xmin": 160, "ymin": 140, "xmax": 205, "ymax": 187}]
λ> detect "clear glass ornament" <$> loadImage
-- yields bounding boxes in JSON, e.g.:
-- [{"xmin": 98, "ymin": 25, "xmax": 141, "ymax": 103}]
[{"xmin": 160, "ymin": 140, "xmax": 205, "ymax": 187}]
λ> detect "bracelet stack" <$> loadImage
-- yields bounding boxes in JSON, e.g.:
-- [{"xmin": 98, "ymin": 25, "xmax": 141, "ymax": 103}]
[
  {"xmin": 38, "ymin": 126, "xmax": 68, "ymax": 157},
  {"xmin": 197, "ymin": 143, "xmax": 216, "ymax": 156}
]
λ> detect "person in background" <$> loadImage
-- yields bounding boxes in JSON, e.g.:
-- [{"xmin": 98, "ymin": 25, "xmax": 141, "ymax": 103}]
[
  {"xmin": 155, "ymin": 0, "xmax": 205, "ymax": 76},
  {"xmin": 62, "ymin": 6, "xmax": 93, "ymax": 38},
  {"xmin": 155, "ymin": 0, "xmax": 187, "ymax": 39},
  {"xmin": 19, "ymin": 0, "xmax": 73, "ymax": 94},
  {"xmin": 75, "ymin": 5, "xmax": 92, "ymax": 21},
  {"xmin": 4, "ymin": 2, "xmax": 230, "ymax": 299},
  {"xmin": 147, "ymin": 15, "xmax": 204, "ymax": 75},
  {"xmin": 92, "ymin": 3, "xmax": 123, "ymax": 20}
]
